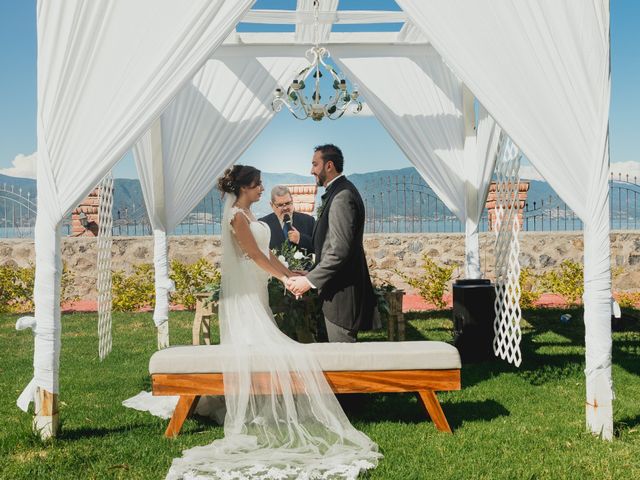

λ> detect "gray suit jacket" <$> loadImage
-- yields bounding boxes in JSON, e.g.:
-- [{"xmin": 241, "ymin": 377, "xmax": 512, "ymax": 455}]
[{"xmin": 307, "ymin": 177, "xmax": 376, "ymax": 331}]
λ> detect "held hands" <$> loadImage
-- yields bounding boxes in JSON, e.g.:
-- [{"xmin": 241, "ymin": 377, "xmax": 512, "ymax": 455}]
[
  {"xmin": 286, "ymin": 276, "xmax": 311, "ymax": 298},
  {"xmin": 287, "ymin": 226, "xmax": 300, "ymax": 245}
]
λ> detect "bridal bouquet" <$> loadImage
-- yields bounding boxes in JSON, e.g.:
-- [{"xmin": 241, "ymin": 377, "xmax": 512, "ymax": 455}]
[
  {"xmin": 268, "ymin": 243, "xmax": 323, "ymax": 343},
  {"xmin": 273, "ymin": 241, "xmax": 314, "ymax": 272}
]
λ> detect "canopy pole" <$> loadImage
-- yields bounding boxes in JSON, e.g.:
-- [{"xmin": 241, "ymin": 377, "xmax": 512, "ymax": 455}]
[
  {"xmin": 583, "ymin": 140, "xmax": 614, "ymax": 439},
  {"xmin": 462, "ymin": 85, "xmax": 480, "ymax": 278},
  {"xmin": 148, "ymin": 118, "xmax": 171, "ymax": 349}
]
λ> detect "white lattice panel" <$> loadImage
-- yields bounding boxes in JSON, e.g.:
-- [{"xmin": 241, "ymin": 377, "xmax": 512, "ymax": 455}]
[
  {"xmin": 493, "ymin": 136, "xmax": 523, "ymax": 367},
  {"xmin": 97, "ymin": 173, "xmax": 114, "ymax": 360}
]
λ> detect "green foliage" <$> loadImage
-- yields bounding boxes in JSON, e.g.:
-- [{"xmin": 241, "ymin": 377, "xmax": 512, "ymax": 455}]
[
  {"xmin": 519, "ymin": 267, "xmax": 542, "ymax": 309},
  {"xmin": 371, "ymin": 276, "xmax": 402, "ymax": 318},
  {"xmin": 111, "ymin": 263, "xmax": 155, "ymax": 312},
  {"xmin": 267, "ymin": 244, "xmax": 321, "ymax": 342},
  {"xmin": 203, "ymin": 269, "xmax": 222, "ymax": 306},
  {"xmin": 170, "ymin": 259, "xmax": 219, "ymax": 310},
  {"xmin": 540, "ymin": 259, "xmax": 584, "ymax": 306},
  {"xmin": 111, "ymin": 260, "xmax": 220, "ymax": 312},
  {"xmin": 0, "ymin": 262, "xmax": 75, "ymax": 313},
  {"xmin": 0, "ymin": 263, "xmax": 35, "ymax": 313},
  {"xmin": 396, "ymin": 254, "xmax": 453, "ymax": 309},
  {"xmin": 268, "ymin": 277, "xmax": 322, "ymax": 343},
  {"xmin": 272, "ymin": 242, "xmax": 314, "ymax": 271}
]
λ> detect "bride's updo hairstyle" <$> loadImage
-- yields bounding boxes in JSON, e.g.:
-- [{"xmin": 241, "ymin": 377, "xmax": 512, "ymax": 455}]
[{"xmin": 217, "ymin": 165, "xmax": 261, "ymax": 196}]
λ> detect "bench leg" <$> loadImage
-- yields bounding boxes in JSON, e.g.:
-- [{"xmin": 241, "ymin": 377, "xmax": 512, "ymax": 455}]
[
  {"xmin": 417, "ymin": 390, "xmax": 452, "ymax": 433},
  {"xmin": 202, "ymin": 315, "xmax": 211, "ymax": 345},
  {"xmin": 192, "ymin": 311, "xmax": 203, "ymax": 345},
  {"xmin": 165, "ymin": 395, "xmax": 200, "ymax": 438}
]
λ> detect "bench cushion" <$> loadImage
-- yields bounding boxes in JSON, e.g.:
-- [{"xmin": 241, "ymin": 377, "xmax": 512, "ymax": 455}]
[{"xmin": 149, "ymin": 341, "xmax": 461, "ymax": 374}]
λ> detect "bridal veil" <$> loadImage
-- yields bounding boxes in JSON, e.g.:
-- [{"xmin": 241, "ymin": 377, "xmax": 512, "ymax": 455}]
[{"xmin": 167, "ymin": 193, "xmax": 380, "ymax": 479}]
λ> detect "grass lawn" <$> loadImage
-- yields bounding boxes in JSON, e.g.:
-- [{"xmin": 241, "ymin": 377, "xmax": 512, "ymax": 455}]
[{"xmin": 1, "ymin": 308, "xmax": 640, "ymax": 479}]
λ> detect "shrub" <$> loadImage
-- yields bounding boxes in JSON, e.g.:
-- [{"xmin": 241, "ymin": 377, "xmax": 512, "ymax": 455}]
[
  {"xmin": 170, "ymin": 259, "xmax": 219, "ymax": 310},
  {"xmin": 111, "ymin": 264, "xmax": 155, "ymax": 312},
  {"xmin": 0, "ymin": 262, "xmax": 75, "ymax": 313},
  {"xmin": 111, "ymin": 260, "xmax": 219, "ymax": 312},
  {"xmin": 519, "ymin": 267, "xmax": 542, "ymax": 309},
  {"xmin": 540, "ymin": 259, "xmax": 584, "ymax": 306},
  {"xmin": 0, "ymin": 264, "xmax": 34, "ymax": 313},
  {"xmin": 396, "ymin": 254, "xmax": 454, "ymax": 309},
  {"xmin": 615, "ymin": 291, "xmax": 640, "ymax": 309}
]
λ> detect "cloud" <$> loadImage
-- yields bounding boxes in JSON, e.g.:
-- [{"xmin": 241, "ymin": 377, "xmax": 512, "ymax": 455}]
[
  {"xmin": 0, "ymin": 152, "xmax": 37, "ymax": 179},
  {"xmin": 610, "ymin": 161, "xmax": 640, "ymax": 182},
  {"xmin": 519, "ymin": 164, "xmax": 544, "ymax": 181}
]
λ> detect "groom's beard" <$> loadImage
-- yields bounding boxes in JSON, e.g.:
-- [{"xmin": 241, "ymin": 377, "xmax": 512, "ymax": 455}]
[{"xmin": 316, "ymin": 169, "xmax": 327, "ymax": 187}]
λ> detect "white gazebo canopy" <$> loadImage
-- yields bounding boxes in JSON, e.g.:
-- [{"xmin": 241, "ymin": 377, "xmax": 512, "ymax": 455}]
[{"xmin": 20, "ymin": 0, "xmax": 613, "ymax": 440}]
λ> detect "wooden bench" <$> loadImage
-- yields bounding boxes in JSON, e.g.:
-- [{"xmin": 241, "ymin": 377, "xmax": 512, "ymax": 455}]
[{"xmin": 150, "ymin": 341, "xmax": 461, "ymax": 438}]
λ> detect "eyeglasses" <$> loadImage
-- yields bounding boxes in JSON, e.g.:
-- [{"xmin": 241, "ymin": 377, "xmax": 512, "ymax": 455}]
[{"xmin": 274, "ymin": 201, "xmax": 293, "ymax": 209}]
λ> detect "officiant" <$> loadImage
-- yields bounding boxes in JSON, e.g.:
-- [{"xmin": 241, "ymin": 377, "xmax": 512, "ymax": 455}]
[{"xmin": 259, "ymin": 185, "xmax": 315, "ymax": 255}]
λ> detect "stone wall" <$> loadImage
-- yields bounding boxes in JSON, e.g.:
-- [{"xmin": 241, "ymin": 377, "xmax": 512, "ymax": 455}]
[{"xmin": 2, "ymin": 232, "xmax": 639, "ymax": 300}]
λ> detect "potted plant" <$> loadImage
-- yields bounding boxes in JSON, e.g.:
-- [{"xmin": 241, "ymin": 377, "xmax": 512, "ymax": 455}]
[
  {"xmin": 268, "ymin": 242, "xmax": 322, "ymax": 343},
  {"xmin": 372, "ymin": 277, "xmax": 405, "ymax": 341}
]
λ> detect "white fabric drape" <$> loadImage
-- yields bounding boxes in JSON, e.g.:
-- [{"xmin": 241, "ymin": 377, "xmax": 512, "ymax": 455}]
[
  {"xmin": 134, "ymin": 52, "xmax": 309, "ymax": 325},
  {"xmin": 19, "ymin": 0, "xmax": 254, "ymax": 412},
  {"xmin": 334, "ymin": 46, "xmax": 466, "ymax": 220},
  {"xmin": 398, "ymin": 0, "xmax": 612, "ymax": 437},
  {"xmin": 334, "ymin": 48, "xmax": 500, "ymax": 278},
  {"xmin": 465, "ymin": 107, "xmax": 501, "ymax": 278}
]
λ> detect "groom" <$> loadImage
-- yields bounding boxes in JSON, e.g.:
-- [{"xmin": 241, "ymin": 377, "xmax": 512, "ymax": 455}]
[{"xmin": 287, "ymin": 144, "xmax": 377, "ymax": 342}]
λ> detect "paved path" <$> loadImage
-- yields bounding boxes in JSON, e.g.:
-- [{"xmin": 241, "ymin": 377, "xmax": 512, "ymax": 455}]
[{"xmin": 61, "ymin": 293, "xmax": 572, "ymax": 314}]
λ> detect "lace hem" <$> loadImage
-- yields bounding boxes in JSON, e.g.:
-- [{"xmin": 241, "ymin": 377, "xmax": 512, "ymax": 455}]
[{"xmin": 168, "ymin": 458, "xmax": 378, "ymax": 480}]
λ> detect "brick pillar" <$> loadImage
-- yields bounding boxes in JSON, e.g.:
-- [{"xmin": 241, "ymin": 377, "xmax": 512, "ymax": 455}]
[
  {"xmin": 285, "ymin": 184, "xmax": 318, "ymax": 214},
  {"xmin": 71, "ymin": 187, "xmax": 100, "ymax": 237},
  {"xmin": 485, "ymin": 181, "xmax": 530, "ymax": 231}
]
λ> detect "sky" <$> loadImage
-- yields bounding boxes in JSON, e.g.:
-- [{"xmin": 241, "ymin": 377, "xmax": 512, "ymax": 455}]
[{"xmin": 0, "ymin": 0, "xmax": 638, "ymax": 181}]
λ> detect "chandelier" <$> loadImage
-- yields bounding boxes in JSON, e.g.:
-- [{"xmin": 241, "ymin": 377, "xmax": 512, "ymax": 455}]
[{"xmin": 271, "ymin": 1, "xmax": 362, "ymax": 121}]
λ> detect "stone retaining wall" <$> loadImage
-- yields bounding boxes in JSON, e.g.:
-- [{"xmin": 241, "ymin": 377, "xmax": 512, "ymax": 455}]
[{"xmin": 2, "ymin": 232, "xmax": 639, "ymax": 300}]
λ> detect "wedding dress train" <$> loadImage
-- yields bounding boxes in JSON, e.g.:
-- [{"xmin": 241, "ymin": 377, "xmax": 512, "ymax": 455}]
[{"xmin": 163, "ymin": 195, "xmax": 380, "ymax": 479}]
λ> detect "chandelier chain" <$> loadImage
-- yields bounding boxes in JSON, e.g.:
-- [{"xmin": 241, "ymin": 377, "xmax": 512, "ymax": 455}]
[
  {"xmin": 271, "ymin": 0, "xmax": 362, "ymax": 121},
  {"xmin": 313, "ymin": 0, "xmax": 319, "ymax": 48}
]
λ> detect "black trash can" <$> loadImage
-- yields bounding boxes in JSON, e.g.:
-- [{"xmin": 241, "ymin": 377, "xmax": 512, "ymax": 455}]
[{"xmin": 452, "ymin": 279, "xmax": 496, "ymax": 363}]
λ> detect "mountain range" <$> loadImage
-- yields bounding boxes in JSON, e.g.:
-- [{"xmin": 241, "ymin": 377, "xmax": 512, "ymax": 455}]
[{"xmin": 0, "ymin": 169, "xmax": 560, "ymax": 221}]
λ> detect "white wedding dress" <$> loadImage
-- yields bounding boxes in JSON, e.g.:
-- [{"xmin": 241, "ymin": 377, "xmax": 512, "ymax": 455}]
[{"xmin": 163, "ymin": 194, "xmax": 381, "ymax": 479}]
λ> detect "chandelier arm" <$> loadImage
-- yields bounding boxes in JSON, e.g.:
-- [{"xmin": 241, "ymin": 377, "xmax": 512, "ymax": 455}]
[
  {"xmin": 271, "ymin": 1, "xmax": 362, "ymax": 121},
  {"xmin": 279, "ymin": 99, "xmax": 309, "ymax": 120},
  {"xmin": 328, "ymin": 109, "xmax": 347, "ymax": 120},
  {"xmin": 318, "ymin": 53, "xmax": 341, "ymax": 83}
]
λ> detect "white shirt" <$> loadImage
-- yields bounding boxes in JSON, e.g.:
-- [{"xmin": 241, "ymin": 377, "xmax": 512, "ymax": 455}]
[{"xmin": 324, "ymin": 174, "xmax": 344, "ymax": 190}]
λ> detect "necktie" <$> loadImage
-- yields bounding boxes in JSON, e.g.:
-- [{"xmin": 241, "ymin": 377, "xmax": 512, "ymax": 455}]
[{"xmin": 283, "ymin": 221, "xmax": 290, "ymax": 244}]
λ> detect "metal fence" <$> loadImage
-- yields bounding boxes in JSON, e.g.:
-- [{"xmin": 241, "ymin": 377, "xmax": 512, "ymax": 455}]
[
  {"xmin": 2, "ymin": 172, "xmax": 640, "ymax": 239},
  {"xmin": 62, "ymin": 193, "xmax": 226, "ymax": 237},
  {"xmin": 362, "ymin": 172, "xmax": 640, "ymax": 234},
  {"xmin": 0, "ymin": 183, "xmax": 37, "ymax": 238},
  {"xmin": 362, "ymin": 175, "xmax": 486, "ymax": 234}
]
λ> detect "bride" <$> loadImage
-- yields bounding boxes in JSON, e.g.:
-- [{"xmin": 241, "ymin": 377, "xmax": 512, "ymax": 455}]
[{"xmin": 166, "ymin": 165, "xmax": 381, "ymax": 479}]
